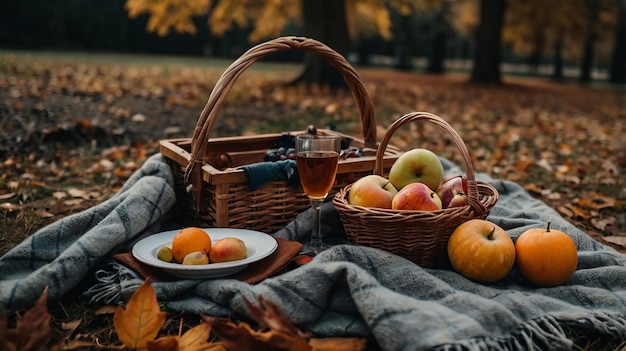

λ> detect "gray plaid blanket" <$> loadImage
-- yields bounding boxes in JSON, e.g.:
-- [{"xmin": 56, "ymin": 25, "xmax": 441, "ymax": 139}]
[{"xmin": 1, "ymin": 154, "xmax": 625, "ymax": 350}]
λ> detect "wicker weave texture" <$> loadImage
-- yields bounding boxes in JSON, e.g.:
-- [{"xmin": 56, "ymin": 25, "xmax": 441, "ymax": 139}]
[{"xmin": 333, "ymin": 112, "xmax": 499, "ymax": 268}]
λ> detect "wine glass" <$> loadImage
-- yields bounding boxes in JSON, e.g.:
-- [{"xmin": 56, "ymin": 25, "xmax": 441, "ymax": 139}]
[{"xmin": 295, "ymin": 134, "xmax": 341, "ymax": 255}]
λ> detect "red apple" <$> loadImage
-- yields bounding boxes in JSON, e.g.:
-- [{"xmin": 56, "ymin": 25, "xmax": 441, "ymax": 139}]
[
  {"xmin": 388, "ymin": 148, "xmax": 444, "ymax": 191},
  {"xmin": 436, "ymin": 176, "xmax": 469, "ymax": 209},
  {"xmin": 391, "ymin": 182, "xmax": 442, "ymax": 211},
  {"xmin": 348, "ymin": 175, "xmax": 398, "ymax": 209}
]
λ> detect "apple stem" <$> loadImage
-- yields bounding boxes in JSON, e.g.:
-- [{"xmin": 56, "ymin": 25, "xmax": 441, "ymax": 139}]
[
  {"xmin": 383, "ymin": 180, "xmax": 392, "ymax": 189},
  {"xmin": 488, "ymin": 227, "xmax": 496, "ymax": 240},
  {"xmin": 546, "ymin": 222, "xmax": 552, "ymax": 232}
]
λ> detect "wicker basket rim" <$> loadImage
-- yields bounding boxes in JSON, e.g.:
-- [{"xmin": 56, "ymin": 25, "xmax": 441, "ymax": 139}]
[
  {"xmin": 184, "ymin": 36, "xmax": 379, "ymax": 184},
  {"xmin": 332, "ymin": 181, "xmax": 499, "ymax": 217}
]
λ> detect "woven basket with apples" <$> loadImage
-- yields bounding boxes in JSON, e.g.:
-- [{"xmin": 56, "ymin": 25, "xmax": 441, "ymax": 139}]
[{"xmin": 333, "ymin": 111, "xmax": 499, "ymax": 268}]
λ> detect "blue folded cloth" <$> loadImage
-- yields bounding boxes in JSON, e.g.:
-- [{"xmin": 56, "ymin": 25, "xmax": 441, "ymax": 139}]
[{"xmin": 238, "ymin": 159, "xmax": 300, "ymax": 190}]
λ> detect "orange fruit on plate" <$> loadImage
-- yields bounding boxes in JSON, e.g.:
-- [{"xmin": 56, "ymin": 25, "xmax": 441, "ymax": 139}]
[{"xmin": 171, "ymin": 227, "xmax": 212, "ymax": 263}]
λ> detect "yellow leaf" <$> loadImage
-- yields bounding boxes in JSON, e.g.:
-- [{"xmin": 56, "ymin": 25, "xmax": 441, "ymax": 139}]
[
  {"xmin": 179, "ymin": 323, "xmax": 215, "ymax": 351},
  {"xmin": 114, "ymin": 279, "xmax": 166, "ymax": 349},
  {"xmin": 309, "ymin": 337, "xmax": 367, "ymax": 351}
]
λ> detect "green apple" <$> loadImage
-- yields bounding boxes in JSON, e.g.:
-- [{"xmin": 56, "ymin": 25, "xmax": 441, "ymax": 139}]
[
  {"xmin": 348, "ymin": 175, "xmax": 398, "ymax": 209},
  {"xmin": 388, "ymin": 148, "xmax": 444, "ymax": 191}
]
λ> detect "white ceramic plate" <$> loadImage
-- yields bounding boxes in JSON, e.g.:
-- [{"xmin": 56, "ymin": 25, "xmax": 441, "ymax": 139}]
[{"xmin": 132, "ymin": 228, "xmax": 278, "ymax": 279}]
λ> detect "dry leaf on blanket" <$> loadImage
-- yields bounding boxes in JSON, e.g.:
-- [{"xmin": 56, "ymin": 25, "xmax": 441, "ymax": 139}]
[{"xmin": 243, "ymin": 296, "xmax": 311, "ymax": 340}]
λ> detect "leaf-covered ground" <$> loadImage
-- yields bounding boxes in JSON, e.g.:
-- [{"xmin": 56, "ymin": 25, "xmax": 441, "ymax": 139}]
[{"xmin": 0, "ymin": 51, "xmax": 625, "ymax": 347}]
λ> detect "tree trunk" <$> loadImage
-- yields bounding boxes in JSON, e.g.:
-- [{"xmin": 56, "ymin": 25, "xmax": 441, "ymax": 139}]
[
  {"xmin": 552, "ymin": 38, "xmax": 564, "ymax": 80},
  {"xmin": 357, "ymin": 38, "xmax": 372, "ymax": 66},
  {"xmin": 469, "ymin": 0, "xmax": 506, "ymax": 84},
  {"xmin": 394, "ymin": 15, "xmax": 414, "ymax": 70},
  {"xmin": 609, "ymin": 0, "xmax": 626, "ymax": 84},
  {"xmin": 427, "ymin": 3, "xmax": 451, "ymax": 74},
  {"xmin": 427, "ymin": 31, "xmax": 446, "ymax": 74},
  {"xmin": 579, "ymin": 32, "xmax": 596, "ymax": 83},
  {"xmin": 579, "ymin": 0, "xmax": 599, "ymax": 83},
  {"xmin": 292, "ymin": 0, "xmax": 350, "ymax": 88}
]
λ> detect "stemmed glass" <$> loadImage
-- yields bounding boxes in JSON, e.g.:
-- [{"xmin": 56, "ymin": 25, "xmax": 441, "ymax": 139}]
[{"xmin": 295, "ymin": 134, "xmax": 341, "ymax": 255}]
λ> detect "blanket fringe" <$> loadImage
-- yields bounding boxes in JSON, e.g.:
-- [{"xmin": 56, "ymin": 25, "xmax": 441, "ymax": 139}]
[
  {"xmin": 83, "ymin": 260, "xmax": 144, "ymax": 305},
  {"xmin": 433, "ymin": 315, "xmax": 573, "ymax": 351}
]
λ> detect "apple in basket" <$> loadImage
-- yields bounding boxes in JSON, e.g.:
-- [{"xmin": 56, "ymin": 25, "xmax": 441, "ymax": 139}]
[
  {"xmin": 391, "ymin": 182, "xmax": 442, "ymax": 211},
  {"xmin": 437, "ymin": 176, "xmax": 469, "ymax": 209},
  {"xmin": 447, "ymin": 219, "xmax": 516, "ymax": 283},
  {"xmin": 388, "ymin": 148, "xmax": 444, "ymax": 191},
  {"xmin": 348, "ymin": 175, "xmax": 398, "ymax": 209}
]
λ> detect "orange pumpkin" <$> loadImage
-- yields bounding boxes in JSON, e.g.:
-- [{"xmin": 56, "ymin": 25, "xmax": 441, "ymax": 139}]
[
  {"xmin": 515, "ymin": 222, "xmax": 578, "ymax": 287},
  {"xmin": 447, "ymin": 219, "xmax": 516, "ymax": 283}
]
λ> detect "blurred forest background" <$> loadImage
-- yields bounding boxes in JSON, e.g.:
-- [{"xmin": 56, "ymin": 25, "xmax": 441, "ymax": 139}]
[{"xmin": 1, "ymin": 0, "xmax": 625, "ymax": 85}]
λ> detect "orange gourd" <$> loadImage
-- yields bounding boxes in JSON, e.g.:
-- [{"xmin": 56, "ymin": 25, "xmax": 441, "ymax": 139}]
[
  {"xmin": 515, "ymin": 222, "xmax": 578, "ymax": 287},
  {"xmin": 447, "ymin": 219, "xmax": 516, "ymax": 284}
]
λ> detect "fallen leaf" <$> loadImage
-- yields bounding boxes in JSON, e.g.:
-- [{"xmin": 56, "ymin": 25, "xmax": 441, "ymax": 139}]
[
  {"xmin": 591, "ymin": 217, "xmax": 616, "ymax": 233},
  {"xmin": 99, "ymin": 159, "xmax": 115, "ymax": 171},
  {"xmin": 244, "ymin": 296, "xmax": 310, "ymax": 340},
  {"xmin": 35, "ymin": 208, "xmax": 54, "ymax": 218},
  {"xmin": 179, "ymin": 323, "xmax": 217, "ymax": 351},
  {"xmin": 1, "ymin": 202, "xmax": 22, "ymax": 212},
  {"xmin": 202, "ymin": 316, "xmax": 310, "ymax": 351},
  {"xmin": 61, "ymin": 320, "xmax": 82, "ymax": 332},
  {"xmin": 324, "ymin": 103, "xmax": 338, "ymax": 114},
  {"xmin": 52, "ymin": 191, "xmax": 67, "ymax": 200},
  {"xmin": 577, "ymin": 193, "xmax": 615, "ymax": 211},
  {"xmin": 524, "ymin": 183, "xmax": 551, "ymax": 196},
  {"xmin": 63, "ymin": 199, "xmax": 84, "ymax": 206},
  {"xmin": 114, "ymin": 279, "xmax": 166, "ymax": 350},
  {"xmin": 0, "ymin": 309, "xmax": 15, "ymax": 351},
  {"xmin": 558, "ymin": 204, "xmax": 593, "ymax": 221},
  {"xmin": 95, "ymin": 305, "xmax": 117, "ymax": 315},
  {"xmin": 546, "ymin": 192, "xmax": 561, "ymax": 200},
  {"xmin": 148, "ymin": 336, "xmax": 178, "ymax": 351},
  {"xmin": 601, "ymin": 236, "xmax": 626, "ymax": 248},
  {"xmin": 535, "ymin": 159, "xmax": 551, "ymax": 172},
  {"xmin": 68, "ymin": 188, "xmax": 87, "ymax": 199},
  {"xmin": 132, "ymin": 113, "xmax": 147, "ymax": 122},
  {"xmin": 309, "ymin": 337, "xmax": 367, "ymax": 351},
  {"xmin": 0, "ymin": 192, "xmax": 16, "ymax": 200},
  {"xmin": 16, "ymin": 286, "xmax": 52, "ymax": 351}
]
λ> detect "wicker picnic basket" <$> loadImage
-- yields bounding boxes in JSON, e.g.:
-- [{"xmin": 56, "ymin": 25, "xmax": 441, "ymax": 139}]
[
  {"xmin": 160, "ymin": 36, "xmax": 401, "ymax": 233},
  {"xmin": 333, "ymin": 111, "xmax": 499, "ymax": 268}
]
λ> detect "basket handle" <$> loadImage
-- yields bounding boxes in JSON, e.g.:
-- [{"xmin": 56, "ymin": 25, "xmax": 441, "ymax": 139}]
[
  {"xmin": 374, "ymin": 112, "xmax": 484, "ymax": 215},
  {"xmin": 184, "ymin": 36, "xmax": 377, "ymax": 182}
]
